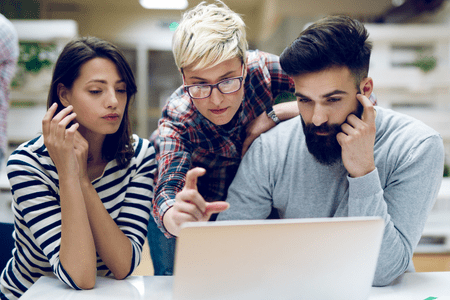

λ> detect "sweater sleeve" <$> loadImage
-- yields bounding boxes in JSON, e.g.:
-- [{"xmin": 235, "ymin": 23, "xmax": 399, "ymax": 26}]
[{"xmin": 346, "ymin": 134, "xmax": 444, "ymax": 286}]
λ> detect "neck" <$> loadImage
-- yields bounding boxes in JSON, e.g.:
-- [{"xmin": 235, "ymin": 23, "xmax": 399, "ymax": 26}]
[{"xmin": 78, "ymin": 126, "xmax": 106, "ymax": 165}]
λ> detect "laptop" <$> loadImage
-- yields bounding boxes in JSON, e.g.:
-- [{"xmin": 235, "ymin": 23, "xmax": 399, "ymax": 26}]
[{"xmin": 172, "ymin": 216, "xmax": 384, "ymax": 300}]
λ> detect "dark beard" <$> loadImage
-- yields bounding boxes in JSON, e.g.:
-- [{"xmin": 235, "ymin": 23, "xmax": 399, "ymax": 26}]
[{"xmin": 302, "ymin": 102, "xmax": 364, "ymax": 166}]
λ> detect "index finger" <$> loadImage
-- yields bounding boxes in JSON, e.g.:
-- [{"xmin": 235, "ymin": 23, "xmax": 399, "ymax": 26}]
[
  {"xmin": 356, "ymin": 93, "xmax": 375, "ymax": 124},
  {"xmin": 184, "ymin": 167, "xmax": 206, "ymax": 190}
]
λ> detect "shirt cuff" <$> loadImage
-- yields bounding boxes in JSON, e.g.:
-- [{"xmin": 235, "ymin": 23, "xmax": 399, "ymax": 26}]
[
  {"xmin": 347, "ymin": 168, "xmax": 383, "ymax": 200},
  {"xmin": 160, "ymin": 199, "xmax": 177, "ymax": 238}
]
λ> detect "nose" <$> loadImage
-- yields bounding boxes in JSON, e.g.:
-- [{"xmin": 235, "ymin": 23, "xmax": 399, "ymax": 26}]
[
  {"xmin": 106, "ymin": 89, "xmax": 119, "ymax": 108},
  {"xmin": 209, "ymin": 86, "xmax": 224, "ymax": 106},
  {"xmin": 311, "ymin": 104, "xmax": 328, "ymax": 127}
]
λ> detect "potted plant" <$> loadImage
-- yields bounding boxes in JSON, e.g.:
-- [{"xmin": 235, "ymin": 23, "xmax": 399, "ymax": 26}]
[{"xmin": 11, "ymin": 42, "xmax": 58, "ymax": 100}]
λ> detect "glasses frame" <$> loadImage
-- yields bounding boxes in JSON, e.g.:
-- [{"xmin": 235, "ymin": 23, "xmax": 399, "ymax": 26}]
[{"xmin": 182, "ymin": 63, "xmax": 245, "ymax": 100}]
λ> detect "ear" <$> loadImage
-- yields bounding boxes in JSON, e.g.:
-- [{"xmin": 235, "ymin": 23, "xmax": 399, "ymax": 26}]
[
  {"xmin": 57, "ymin": 83, "xmax": 71, "ymax": 107},
  {"xmin": 359, "ymin": 77, "xmax": 373, "ymax": 97}
]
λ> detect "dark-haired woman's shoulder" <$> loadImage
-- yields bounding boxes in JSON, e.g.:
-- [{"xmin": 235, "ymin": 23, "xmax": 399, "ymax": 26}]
[
  {"xmin": 130, "ymin": 134, "xmax": 157, "ymax": 173},
  {"xmin": 6, "ymin": 135, "xmax": 57, "ymax": 184}
]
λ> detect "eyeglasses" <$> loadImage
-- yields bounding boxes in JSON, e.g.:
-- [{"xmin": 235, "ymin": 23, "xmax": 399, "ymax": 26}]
[{"xmin": 183, "ymin": 64, "xmax": 245, "ymax": 99}]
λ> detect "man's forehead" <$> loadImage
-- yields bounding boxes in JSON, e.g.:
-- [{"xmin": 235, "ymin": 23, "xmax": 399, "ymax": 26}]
[
  {"xmin": 293, "ymin": 68, "xmax": 356, "ymax": 97},
  {"xmin": 295, "ymin": 89, "xmax": 349, "ymax": 99}
]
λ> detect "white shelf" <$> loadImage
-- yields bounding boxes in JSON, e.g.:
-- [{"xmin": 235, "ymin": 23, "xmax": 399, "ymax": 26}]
[
  {"xmin": 10, "ymin": 19, "xmax": 78, "ymax": 42},
  {"xmin": 366, "ymin": 23, "xmax": 450, "ymax": 91}
]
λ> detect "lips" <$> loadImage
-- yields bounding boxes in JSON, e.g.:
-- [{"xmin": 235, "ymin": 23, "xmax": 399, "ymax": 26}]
[
  {"xmin": 210, "ymin": 108, "xmax": 227, "ymax": 115},
  {"xmin": 315, "ymin": 131, "xmax": 331, "ymax": 136},
  {"xmin": 102, "ymin": 113, "xmax": 120, "ymax": 121}
]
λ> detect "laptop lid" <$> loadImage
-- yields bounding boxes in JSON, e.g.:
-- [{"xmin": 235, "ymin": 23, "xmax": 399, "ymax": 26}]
[{"xmin": 172, "ymin": 216, "xmax": 384, "ymax": 300}]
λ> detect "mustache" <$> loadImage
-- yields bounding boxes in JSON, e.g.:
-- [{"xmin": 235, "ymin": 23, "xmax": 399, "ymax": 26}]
[{"xmin": 304, "ymin": 123, "xmax": 341, "ymax": 135}]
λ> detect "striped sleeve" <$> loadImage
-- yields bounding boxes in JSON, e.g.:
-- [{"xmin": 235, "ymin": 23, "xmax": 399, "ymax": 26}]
[
  {"xmin": 4, "ymin": 135, "xmax": 156, "ymax": 293},
  {"xmin": 7, "ymin": 144, "xmax": 82, "ymax": 290},
  {"xmin": 114, "ymin": 136, "xmax": 156, "ymax": 276}
]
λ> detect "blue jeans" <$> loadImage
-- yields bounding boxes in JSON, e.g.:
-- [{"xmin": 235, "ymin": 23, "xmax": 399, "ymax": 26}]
[{"xmin": 147, "ymin": 216, "xmax": 176, "ymax": 275}]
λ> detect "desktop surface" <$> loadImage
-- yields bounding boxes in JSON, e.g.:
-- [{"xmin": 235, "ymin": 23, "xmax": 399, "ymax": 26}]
[{"xmin": 19, "ymin": 272, "xmax": 450, "ymax": 300}]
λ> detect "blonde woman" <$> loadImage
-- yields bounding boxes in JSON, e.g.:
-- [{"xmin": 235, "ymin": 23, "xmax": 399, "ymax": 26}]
[{"xmin": 148, "ymin": 0, "xmax": 297, "ymax": 275}]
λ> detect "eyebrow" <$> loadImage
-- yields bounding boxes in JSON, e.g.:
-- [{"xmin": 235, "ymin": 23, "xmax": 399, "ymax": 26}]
[
  {"xmin": 294, "ymin": 90, "xmax": 348, "ymax": 99},
  {"xmin": 87, "ymin": 79, "xmax": 125, "ymax": 84},
  {"xmin": 188, "ymin": 70, "xmax": 238, "ymax": 82}
]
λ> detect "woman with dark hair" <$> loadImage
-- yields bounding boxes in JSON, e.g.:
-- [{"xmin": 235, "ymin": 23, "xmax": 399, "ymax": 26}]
[{"xmin": 0, "ymin": 36, "xmax": 156, "ymax": 299}]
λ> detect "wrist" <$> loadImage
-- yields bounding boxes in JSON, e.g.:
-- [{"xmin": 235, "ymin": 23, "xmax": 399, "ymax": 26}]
[
  {"xmin": 163, "ymin": 207, "xmax": 178, "ymax": 237},
  {"xmin": 79, "ymin": 175, "xmax": 91, "ymax": 186},
  {"xmin": 266, "ymin": 107, "xmax": 281, "ymax": 124},
  {"xmin": 348, "ymin": 165, "xmax": 376, "ymax": 178}
]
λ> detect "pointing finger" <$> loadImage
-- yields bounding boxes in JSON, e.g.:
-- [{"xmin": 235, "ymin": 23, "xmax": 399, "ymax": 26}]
[{"xmin": 205, "ymin": 201, "xmax": 229, "ymax": 217}]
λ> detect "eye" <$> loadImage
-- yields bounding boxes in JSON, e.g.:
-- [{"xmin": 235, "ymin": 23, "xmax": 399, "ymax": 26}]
[
  {"xmin": 194, "ymin": 85, "xmax": 210, "ymax": 90},
  {"xmin": 297, "ymin": 97, "xmax": 311, "ymax": 103},
  {"xmin": 328, "ymin": 97, "xmax": 341, "ymax": 102},
  {"xmin": 89, "ymin": 90, "xmax": 101, "ymax": 94},
  {"xmin": 220, "ymin": 79, "xmax": 234, "ymax": 86},
  {"xmin": 116, "ymin": 89, "xmax": 127, "ymax": 94}
]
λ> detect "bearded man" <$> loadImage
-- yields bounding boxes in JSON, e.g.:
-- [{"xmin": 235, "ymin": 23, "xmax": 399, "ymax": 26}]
[{"xmin": 216, "ymin": 15, "xmax": 444, "ymax": 287}]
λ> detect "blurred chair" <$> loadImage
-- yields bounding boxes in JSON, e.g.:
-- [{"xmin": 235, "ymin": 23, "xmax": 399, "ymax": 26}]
[{"xmin": 0, "ymin": 222, "xmax": 14, "ymax": 272}]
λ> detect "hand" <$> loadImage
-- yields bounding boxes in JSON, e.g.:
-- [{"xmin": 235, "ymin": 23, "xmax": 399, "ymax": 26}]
[
  {"xmin": 73, "ymin": 131, "xmax": 89, "ymax": 180},
  {"xmin": 163, "ymin": 167, "xmax": 229, "ymax": 236},
  {"xmin": 42, "ymin": 103, "xmax": 80, "ymax": 176},
  {"xmin": 242, "ymin": 112, "xmax": 276, "ymax": 157},
  {"xmin": 336, "ymin": 94, "xmax": 376, "ymax": 178}
]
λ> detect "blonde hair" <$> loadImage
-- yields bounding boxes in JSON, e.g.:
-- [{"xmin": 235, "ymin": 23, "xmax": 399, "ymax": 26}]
[{"xmin": 172, "ymin": 0, "xmax": 248, "ymax": 71}]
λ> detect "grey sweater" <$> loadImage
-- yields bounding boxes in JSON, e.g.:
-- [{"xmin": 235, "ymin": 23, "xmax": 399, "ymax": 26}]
[{"xmin": 218, "ymin": 106, "xmax": 444, "ymax": 286}]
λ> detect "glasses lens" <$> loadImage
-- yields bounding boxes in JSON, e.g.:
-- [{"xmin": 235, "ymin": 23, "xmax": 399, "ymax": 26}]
[
  {"xmin": 218, "ymin": 78, "xmax": 241, "ymax": 93},
  {"xmin": 188, "ymin": 85, "xmax": 211, "ymax": 99}
]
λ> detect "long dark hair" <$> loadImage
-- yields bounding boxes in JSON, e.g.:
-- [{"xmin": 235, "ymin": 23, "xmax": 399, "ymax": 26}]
[{"xmin": 47, "ymin": 36, "xmax": 137, "ymax": 169}]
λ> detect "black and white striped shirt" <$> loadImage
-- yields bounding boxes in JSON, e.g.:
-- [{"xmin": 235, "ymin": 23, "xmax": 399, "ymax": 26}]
[{"xmin": 0, "ymin": 134, "xmax": 156, "ymax": 299}]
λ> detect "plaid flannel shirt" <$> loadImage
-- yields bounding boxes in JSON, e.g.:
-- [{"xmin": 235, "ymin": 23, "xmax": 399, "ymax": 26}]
[
  {"xmin": 151, "ymin": 50, "xmax": 295, "ymax": 235},
  {"xmin": 0, "ymin": 14, "xmax": 18, "ymax": 156}
]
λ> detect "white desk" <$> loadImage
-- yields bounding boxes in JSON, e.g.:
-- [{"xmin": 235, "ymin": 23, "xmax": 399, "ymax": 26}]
[
  {"xmin": 20, "ymin": 272, "xmax": 450, "ymax": 300},
  {"xmin": 20, "ymin": 275, "xmax": 173, "ymax": 300}
]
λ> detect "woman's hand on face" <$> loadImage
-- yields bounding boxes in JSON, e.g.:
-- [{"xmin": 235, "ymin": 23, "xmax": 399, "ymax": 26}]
[{"xmin": 42, "ymin": 103, "xmax": 80, "ymax": 176}]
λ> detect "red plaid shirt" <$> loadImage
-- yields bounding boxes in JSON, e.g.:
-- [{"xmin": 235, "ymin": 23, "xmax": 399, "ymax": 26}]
[
  {"xmin": 151, "ymin": 50, "xmax": 295, "ymax": 234},
  {"xmin": 0, "ymin": 14, "xmax": 19, "ymax": 156}
]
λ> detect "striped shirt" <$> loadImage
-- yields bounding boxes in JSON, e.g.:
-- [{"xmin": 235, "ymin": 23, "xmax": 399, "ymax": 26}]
[
  {"xmin": 0, "ymin": 14, "xmax": 19, "ymax": 157},
  {"xmin": 0, "ymin": 134, "xmax": 156, "ymax": 300},
  {"xmin": 151, "ymin": 50, "xmax": 295, "ymax": 235}
]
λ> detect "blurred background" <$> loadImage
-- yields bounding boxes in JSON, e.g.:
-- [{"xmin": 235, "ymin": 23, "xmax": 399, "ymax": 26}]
[
  {"xmin": 3, "ymin": 0, "xmax": 450, "ymax": 140},
  {"xmin": 2, "ymin": 0, "xmax": 450, "ymax": 272}
]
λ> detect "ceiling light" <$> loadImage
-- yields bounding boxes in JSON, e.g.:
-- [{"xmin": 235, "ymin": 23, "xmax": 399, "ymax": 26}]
[
  {"xmin": 391, "ymin": 0, "xmax": 406, "ymax": 7},
  {"xmin": 139, "ymin": 0, "xmax": 188, "ymax": 10}
]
